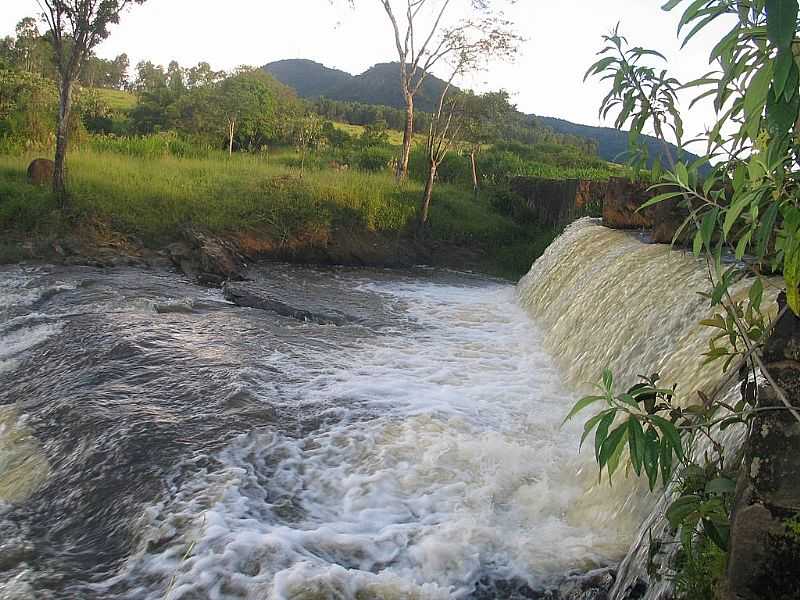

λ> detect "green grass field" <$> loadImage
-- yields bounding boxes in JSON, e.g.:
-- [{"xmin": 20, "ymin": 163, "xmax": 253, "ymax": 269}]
[
  {"xmin": 94, "ymin": 88, "xmax": 138, "ymax": 112},
  {"xmin": 0, "ymin": 147, "xmax": 555, "ymax": 277}
]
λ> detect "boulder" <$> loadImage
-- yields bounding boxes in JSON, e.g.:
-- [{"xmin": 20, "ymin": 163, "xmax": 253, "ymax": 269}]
[
  {"xmin": 556, "ymin": 568, "xmax": 616, "ymax": 600},
  {"xmin": 223, "ymin": 282, "xmax": 356, "ymax": 326},
  {"xmin": 600, "ymin": 178, "xmax": 656, "ymax": 230},
  {"xmin": 167, "ymin": 228, "xmax": 247, "ymax": 287},
  {"xmin": 26, "ymin": 158, "xmax": 54, "ymax": 186}
]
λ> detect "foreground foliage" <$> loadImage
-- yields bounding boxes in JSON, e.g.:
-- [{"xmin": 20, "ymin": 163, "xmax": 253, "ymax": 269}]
[{"xmin": 572, "ymin": 1, "xmax": 800, "ymax": 597}]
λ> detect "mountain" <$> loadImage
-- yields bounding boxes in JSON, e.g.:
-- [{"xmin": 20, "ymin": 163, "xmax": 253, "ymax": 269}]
[
  {"xmin": 264, "ymin": 59, "xmax": 696, "ymax": 166},
  {"xmin": 263, "ymin": 60, "xmax": 453, "ymax": 112},
  {"xmin": 263, "ymin": 59, "xmax": 352, "ymax": 99}
]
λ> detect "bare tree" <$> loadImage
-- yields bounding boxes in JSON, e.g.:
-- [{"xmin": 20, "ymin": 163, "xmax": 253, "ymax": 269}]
[
  {"xmin": 343, "ymin": 0, "xmax": 516, "ymax": 180},
  {"xmin": 418, "ymin": 22, "xmax": 520, "ymax": 225},
  {"xmin": 37, "ymin": 0, "xmax": 147, "ymax": 204}
]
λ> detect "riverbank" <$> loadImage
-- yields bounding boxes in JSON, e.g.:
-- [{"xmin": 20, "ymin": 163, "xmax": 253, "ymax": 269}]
[{"xmin": 0, "ymin": 150, "xmax": 560, "ymax": 280}]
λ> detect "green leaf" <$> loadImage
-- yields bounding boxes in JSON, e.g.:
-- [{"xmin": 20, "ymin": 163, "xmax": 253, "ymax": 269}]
[
  {"xmin": 706, "ymin": 477, "xmax": 737, "ymax": 495},
  {"xmin": 675, "ymin": 162, "xmax": 689, "ymax": 186},
  {"xmin": 650, "ymin": 415, "xmax": 685, "ymax": 460},
  {"xmin": 693, "ymin": 229, "xmax": 704, "ymax": 256},
  {"xmin": 743, "ymin": 61, "xmax": 773, "ymax": 127},
  {"xmin": 701, "ymin": 208, "xmax": 718, "ymax": 249},
  {"xmin": 602, "ymin": 368, "xmax": 613, "ymax": 392},
  {"xmin": 595, "ymin": 412, "xmax": 616, "ymax": 462},
  {"xmin": 580, "ymin": 410, "xmax": 612, "ymax": 449},
  {"xmin": 749, "ymin": 278, "xmax": 764, "ymax": 310},
  {"xmin": 766, "ymin": 0, "xmax": 799, "ymax": 49},
  {"xmin": 599, "ymin": 423, "xmax": 627, "ymax": 470},
  {"xmin": 756, "ymin": 203, "xmax": 779, "ymax": 259},
  {"xmin": 773, "ymin": 49, "xmax": 794, "ymax": 99},
  {"xmin": 606, "ymin": 427, "xmax": 629, "ymax": 479},
  {"xmin": 784, "ymin": 242, "xmax": 800, "ymax": 315},
  {"xmin": 643, "ymin": 427, "xmax": 660, "ymax": 490},
  {"xmin": 563, "ymin": 395, "xmax": 606, "ymax": 425},
  {"xmin": 662, "ymin": 0, "xmax": 683, "ymax": 10},
  {"xmin": 735, "ymin": 230, "xmax": 752, "ymax": 260},
  {"xmin": 628, "ymin": 417, "xmax": 646, "ymax": 476},
  {"xmin": 723, "ymin": 192, "xmax": 753, "ymax": 239},
  {"xmin": 666, "ymin": 494, "xmax": 701, "ymax": 529},
  {"xmin": 638, "ymin": 190, "xmax": 684, "ymax": 211}
]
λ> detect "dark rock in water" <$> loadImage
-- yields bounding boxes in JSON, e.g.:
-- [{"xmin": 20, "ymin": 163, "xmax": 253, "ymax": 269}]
[
  {"xmin": 470, "ymin": 568, "xmax": 616, "ymax": 600},
  {"xmin": 471, "ymin": 576, "xmax": 550, "ymax": 599},
  {"xmin": 27, "ymin": 158, "xmax": 55, "ymax": 186},
  {"xmin": 167, "ymin": 228, "xmax": 247, "ymax": 287},
  {"xmin": 223, "ymin": 282, "xmax": 356, "ymax": 326},
  {"xmin": 557, "ymin": 568, "xmax": 616, "ymax": 600}
]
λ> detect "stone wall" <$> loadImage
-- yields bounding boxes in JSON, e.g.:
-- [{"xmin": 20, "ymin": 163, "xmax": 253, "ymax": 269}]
[{"xmin": 510, "ymin": 175, "xmax": 686, "ymax": 244}]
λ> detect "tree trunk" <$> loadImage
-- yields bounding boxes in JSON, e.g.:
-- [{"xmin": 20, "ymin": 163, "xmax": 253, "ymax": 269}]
[
  {"xmin": 470, "ymin": 150, "xmax": 479, "ymax": 197},
  {"xmin": 419, "ymin": 161, "xmax": 436, "ymax": 225},
  {"xmin": 53, "ymin": 77, "xmax": 74, "ymax": 206},
  {"xmin": 227, "ymin": 119, "xmax": 235, "ymax": 156},
  {"xmin": 398, "ymin": 93, "xmax": 414, "ymax": 180}
]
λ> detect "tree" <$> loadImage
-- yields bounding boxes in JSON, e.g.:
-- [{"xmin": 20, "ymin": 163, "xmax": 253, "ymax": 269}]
[
  {"xmin": 38, "ymin": 0, "xmax": 148, "ymax": 204},
  {"xmin": 344, "ymin": 0, "xmax": 517, "ymax": 180},
  {"xmin": 293, "ymin": 113, "xmax": 324, "ymax": 175},
  {"xmin": 417, "ymin": 23, "xmax": 520, "ymax": 224},
  {"xmin": 461, "ymin": 89, "xmax": 513, "ymax": 194}
]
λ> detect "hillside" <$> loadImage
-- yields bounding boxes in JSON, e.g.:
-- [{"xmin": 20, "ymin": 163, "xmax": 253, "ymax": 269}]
[
  {"xmin": 263, "ymin": 60, "xmax": 452, "ymax": 113},
  {"xmin": 263, "ymin": 59, "xmax": 696, "ymax": 166},
  {"xmin": 532, "ymin": 115, "xmax": 699, "ymax": 169}
]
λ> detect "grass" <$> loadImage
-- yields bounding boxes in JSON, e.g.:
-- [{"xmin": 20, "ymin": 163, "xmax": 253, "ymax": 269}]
[
  {"xmin": 332, "ymin": 121, "xmax": 425, "ymax": 146},
  {"xmin": 94, "ymin": 88, "xmax": 138, "ymax": 112},
  {"xmin": 0, "ymin": 147, "xmax": 555, "ymax": 277}
]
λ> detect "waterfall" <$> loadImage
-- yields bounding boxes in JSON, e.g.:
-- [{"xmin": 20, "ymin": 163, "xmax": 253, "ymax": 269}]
[{"xmin": 517, "ymin": 218, "xmax": 776, "ymax": 599}]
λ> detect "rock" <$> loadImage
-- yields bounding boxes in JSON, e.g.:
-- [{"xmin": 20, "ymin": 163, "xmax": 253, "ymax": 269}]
[
  {"xmin": 223, "ymin": 282, "xmax": 355, "ymax": 326},
  {"xmin": 167, "ymin": 229, "xmax": 247, "ymax": 287},
  {"xmin": 557, "ymin": 568, "xmax": 616, "ymax": 600},
  {"xmin": 600, "ymin": 178, "xmax": 657, "ymax": 230},
  {"xmin": 26, "ymin": 158, "xmax": 54, "ymax": 186},
  {"xmin": 724, "ymin": 292, "xmax": 800, "ymax": 600}
]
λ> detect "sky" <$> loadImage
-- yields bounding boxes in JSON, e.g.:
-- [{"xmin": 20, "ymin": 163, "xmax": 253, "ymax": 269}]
[{"xmin": 1, "ymin": 0, "xmax": 728, "ymax": 145}]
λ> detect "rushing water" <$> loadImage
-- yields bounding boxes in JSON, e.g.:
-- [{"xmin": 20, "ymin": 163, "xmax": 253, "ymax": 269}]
[
  {"xmin": 0, "ymin": 256, "xmax": 637, "ymax": 600},
  {"xmin": 0, "ymin": 219, "xmax": 770, "ymax": 599}
]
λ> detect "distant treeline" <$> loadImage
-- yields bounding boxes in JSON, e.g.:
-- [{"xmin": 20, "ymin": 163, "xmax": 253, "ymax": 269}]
[
  {"xmin": 311, "ymin": 96, "xmax": 599, "ymax": 156},
  {"xmin": 1, "ymin": 14, "xmax": 600, "ymax": 164}
]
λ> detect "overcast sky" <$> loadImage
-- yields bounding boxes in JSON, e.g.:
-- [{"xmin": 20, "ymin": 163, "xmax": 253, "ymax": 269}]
[{"xmin": 1, "ymin": 0, "xmax": 727, "ymax": 144}]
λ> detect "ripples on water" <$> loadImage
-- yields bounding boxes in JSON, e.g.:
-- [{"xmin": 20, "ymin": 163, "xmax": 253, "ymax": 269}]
[{"xmin": 0, "ymin": 261, "xmax": 627, "ymax": 599}]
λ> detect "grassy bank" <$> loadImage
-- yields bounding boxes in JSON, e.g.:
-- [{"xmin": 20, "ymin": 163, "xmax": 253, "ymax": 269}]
[{"xmin": 0, "ymin": 148, "xmax": 558, "ymax": 278}]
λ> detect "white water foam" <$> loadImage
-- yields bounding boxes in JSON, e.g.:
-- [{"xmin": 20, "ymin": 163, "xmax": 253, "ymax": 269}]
[{"xmin": 95, "ymin": 280, "xmax": 634, "ymax": 599}]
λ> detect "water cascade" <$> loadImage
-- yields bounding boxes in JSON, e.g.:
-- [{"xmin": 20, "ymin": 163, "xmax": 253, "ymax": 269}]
[
  {"xmin": 0, "ymin": 219, "xmax": 772, "ymax": 599},
  {"xmin": 518, "ymin": 219, "xmax": 775, "ymax": 598}
]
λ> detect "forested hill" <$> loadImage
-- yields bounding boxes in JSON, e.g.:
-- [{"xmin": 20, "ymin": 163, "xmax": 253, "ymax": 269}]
[
  {"xmin": 263, "ymin": 60, "xmax": 452, "ymax": 113},
  {"xmin": 531, "ymin": 115, "xmax": 699, "ymax": 168},
  {"xmin": 263, "ymin": 58, "xmax": 696, "ymax": 166}
]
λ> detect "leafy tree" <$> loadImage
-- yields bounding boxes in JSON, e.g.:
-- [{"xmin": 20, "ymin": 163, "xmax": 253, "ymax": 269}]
[
  {"xmin": 134, "ymin": 60, "xmax": 167, "ymax": 92},
  {"xmin": 293, "ymin": 113, "xmax": 324, "ymax": 175},
  {"xmin": 461, "ymin": 89, "xmax": 513, "ymax": 194},
  {"xmin": 39, "ymin": 0, "xmax": 148, "ymax": 203},
  {"xmin": 572, "ymin": 1, "xmax": 800, "ymax": 591},
  {"xmin": 0, "ymin": 68, "xmax": 59, "ymax": 147}
]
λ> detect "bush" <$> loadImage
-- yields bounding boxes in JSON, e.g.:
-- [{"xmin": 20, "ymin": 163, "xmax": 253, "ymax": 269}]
[{"xmin": 354, "ymin": 145, "xmax": 394, "ymax": 173}]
